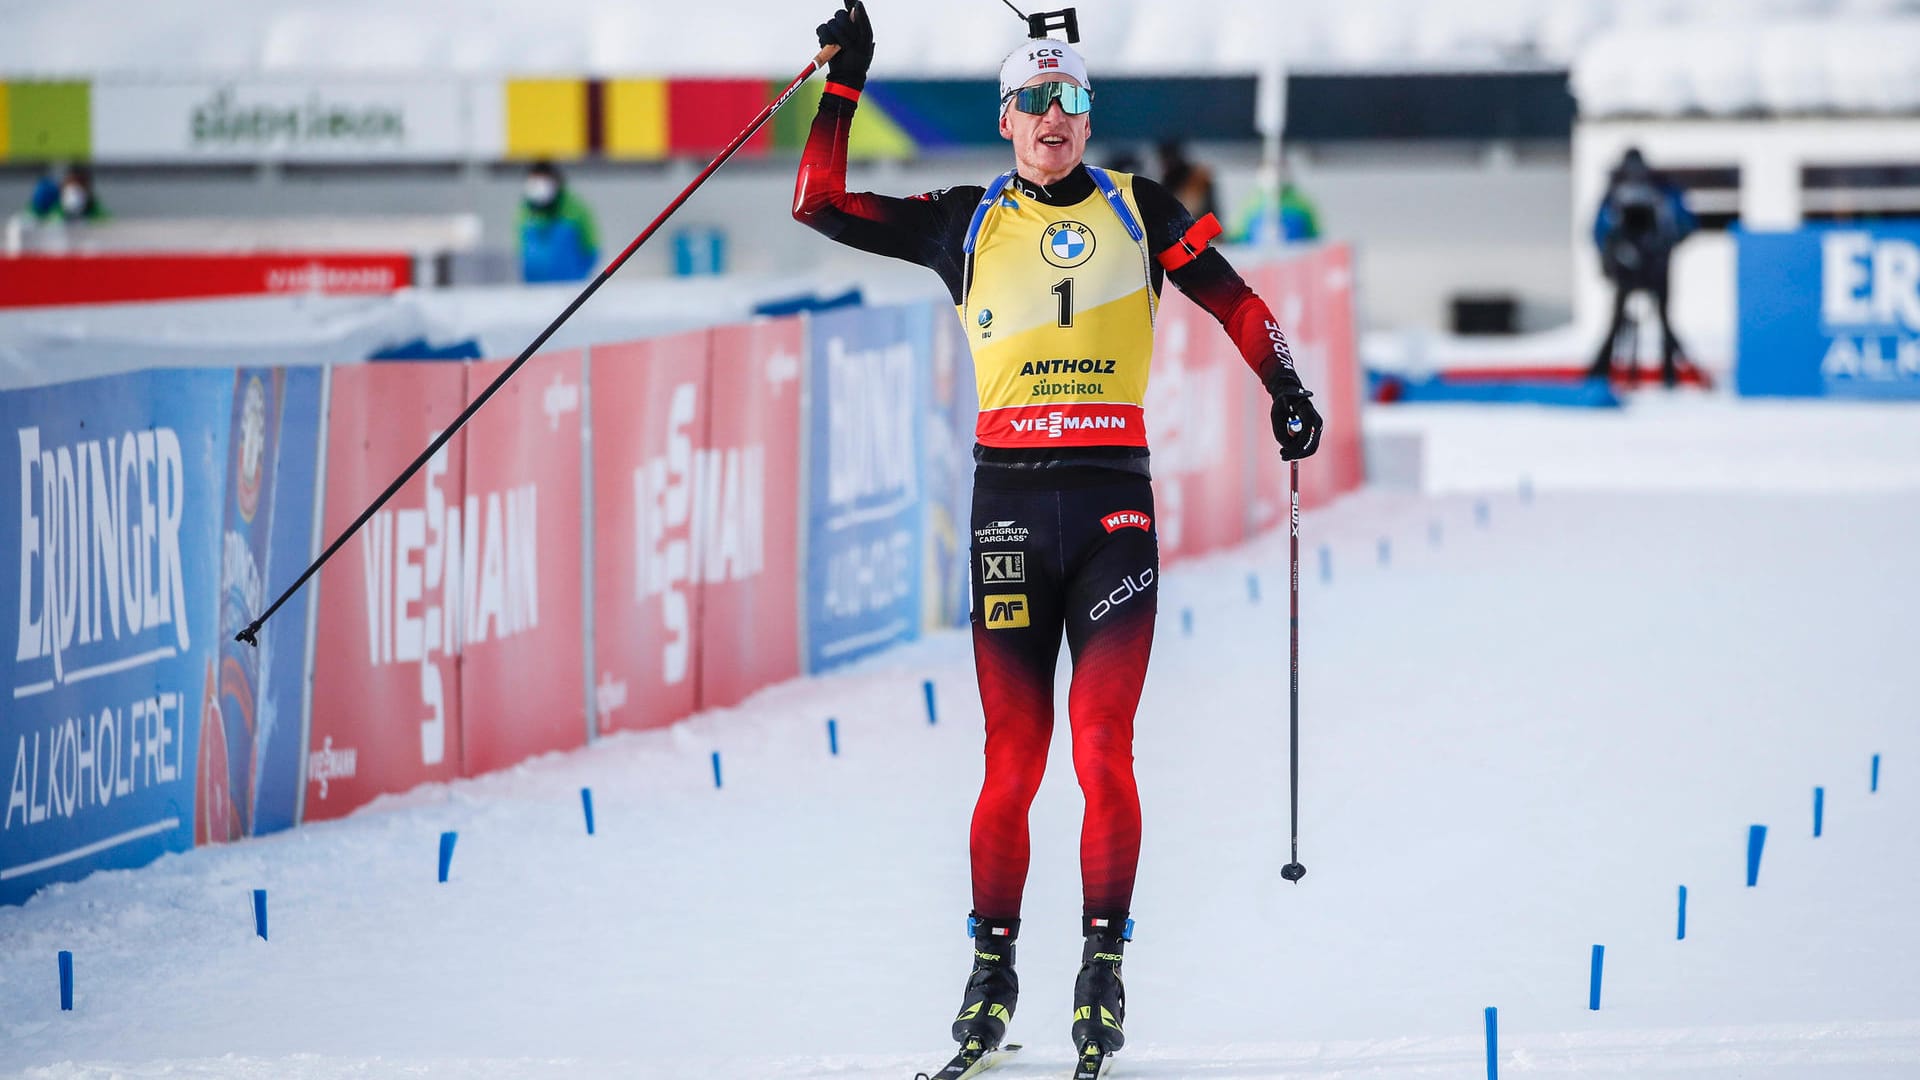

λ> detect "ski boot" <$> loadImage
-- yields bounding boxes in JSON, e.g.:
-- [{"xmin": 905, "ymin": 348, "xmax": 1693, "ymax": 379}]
[
  {"xmin": 951, "ymin": 914, "xmax": 1020, "ymax": 1050},
  {"xmin": 1071, "ymin": 914, "xmax": 1129, "ymax": 1057}
]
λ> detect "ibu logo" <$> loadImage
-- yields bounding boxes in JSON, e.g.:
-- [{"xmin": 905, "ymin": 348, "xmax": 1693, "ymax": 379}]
[
  {"xmin": 1042, "ymin": 221, "xmax": 1096, "ymax": 268},
  {"xmin": 978, "ymin": 308, "xmax": 994, "ymax": 330}
]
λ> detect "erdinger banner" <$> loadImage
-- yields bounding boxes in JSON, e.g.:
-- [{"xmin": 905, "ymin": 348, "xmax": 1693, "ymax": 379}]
[
  {"xmin": 1248, "ymin": 246, "xmax": 1365, "ymax": 522},
  {"xmin": 459, "ymin": 351, "xmax": 588, "ymax": 772},
  {"xmin": 697, "ymin": 321, "xmax": 804, "ymax": 712},
  {"xmin": 1738, "ymin": 224, "xmax": 1920, "ymax": 399},
  {"xmin": 2, "ymin": 370, "xmax": 230, "ymax": 905},
  {"xmin": 200, "ymin": 368, "xmax": 324, "ymax": 844},
  {"xmin": 592, "ymin": 332, "xmax": 711, "ymax": 733},
  {"xmin": 804, "ymin": 306, "xmax": 927, "ymax": 673},
  {"xmin": 1147, "ymin": 286, "xmax": 1251, "ymax": 563},
  {"xmin": 306, "ymin": 364, "xmax": 468, "ymax": 820}
]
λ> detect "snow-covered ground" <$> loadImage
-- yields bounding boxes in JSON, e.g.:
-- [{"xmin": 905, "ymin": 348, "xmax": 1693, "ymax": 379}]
[{"xmin": 3, "ymin": 396, "xmax": 1917, "ymax": 1079}]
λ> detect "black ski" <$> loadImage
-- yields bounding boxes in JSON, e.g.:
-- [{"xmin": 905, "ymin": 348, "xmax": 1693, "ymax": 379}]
[
  {"xmin": 914, "ymin": 1040, "xmax": 1021, "ymax": 1080},
  {"xmin": 1070, "ymin": 1039, "xmax": 1113, "ymax": 1079}
]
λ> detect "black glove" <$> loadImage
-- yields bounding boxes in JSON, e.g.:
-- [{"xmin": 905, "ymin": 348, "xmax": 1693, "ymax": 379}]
[
  {"xmin": 816, "ymin": 1, "xmax": 874, "ymax": 92},
  {"xmin": 1269, "ymin": 388, "xmax": 1323, "ymax": 461}
]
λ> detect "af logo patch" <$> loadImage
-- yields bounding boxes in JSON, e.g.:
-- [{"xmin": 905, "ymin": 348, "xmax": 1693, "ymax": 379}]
[
  {"xmin": 980, "ymin": 551, "xmax": 1026, "ymax": 584},
  {"xmin": 1042, "ymin": 221, "xmax": 1096, "ymax": 269},
  {"xmin": 984, "ymin": 594, "xmax": 1031, "ymax": 629}
]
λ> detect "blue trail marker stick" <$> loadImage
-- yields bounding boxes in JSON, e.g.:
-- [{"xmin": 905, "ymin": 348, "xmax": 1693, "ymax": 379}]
[
  {"xmin": 1181, "ymin": 607, "xmax": 1193, "ymax": 636},
  {"xmin": 827, "ymin": 718, "xmax": 840, "ymax": 756},
  {"xmin": 711, "ymin": 751, "xmax": 724, "ymax": 789},
  {"xmin": 1475, "ymin": 499, "xmax": 1490, "ymax": 526},
  {"xmin": 1484, "ymin": 1006, "xmax": 1498, "ymax": 1080},
  {"xmin": 581, "ymin": 788, "xmax": 596, "ymax": 835},
  {"xmin": 1377, "ymin": 538, "xmax": 1391, "ymax": 566},
  {"xmin": 58, "ymin": 950, "xmax": 73, "ymax": 1011},
  {"xmin": 1677, "ymin": 885, "xmax": 1688, "ymax": 940},
  {"xmin": 1872, "ymin": 753, "xmax": 1880, "ymax": 793},
  {"xmin": 923, "ymin": 679, "xmax": 938, "ymax": 725},
  {"xmin": 438, "ymin": 831, "xmax": 458, "ymax": 883},
  {"xmin": 1813, "ymin": 786, "xmax": 1824, "ymax": 837},
  {"xmin": 1318, "ymin": 544, "xmax": 1331, "ymax": 584},
  {"xmin": 253, "ymin": 889, "xmax": 268, "ymax": 940},
  {"xmin": 1248, "ymin": 573, "xmax": 1262, "ymax": 603},
  {"xmin": 1589, "ymin": 944, "xmax": 1605, "ymax": 1010},
  {"xmin": 1746, "ymin": 825, "xmax": 1767, "ymax": 887}
]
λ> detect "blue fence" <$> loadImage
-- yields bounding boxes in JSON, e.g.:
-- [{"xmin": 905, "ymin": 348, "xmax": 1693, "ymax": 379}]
[
  {"xmin": 1738, "ymin": 221, "xmax": 1920, "ymax": 399},
  {"xmin": 803, "ymin": 305, "xmax": 931, "ymax": 673},
  {"xmin": 1, "ymin": 300, "xmax": 985, "ymax": 904},
  {"xmin": 3, "ymin": 371, "xmax": 234, "ymax": 904}
]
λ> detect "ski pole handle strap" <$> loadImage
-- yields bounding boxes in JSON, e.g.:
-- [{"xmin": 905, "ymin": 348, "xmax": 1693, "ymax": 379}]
[{"xmin": 1156, "ymin": 212, "xmax": 1224, "ymax": 271}]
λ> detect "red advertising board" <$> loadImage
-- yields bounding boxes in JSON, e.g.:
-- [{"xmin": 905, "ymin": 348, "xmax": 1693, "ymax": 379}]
[
  {"xmin": 1147, "ymin": 288, "xmax": 1252, "ymax": 563},
  {"xmin": 0, "ymin": 253, "xmax": 412, "ymax": 309},
  {"xmin": 590, "ymin": 331, "xmax": 711, "ymax": 733},
  {"xmin": 698, "ymin": 320, "xmax": 804, "ymax": 711},
  {"xmin": 307, "ymin": 363, "xmax": 467, "ymax": 820},
  {"xmin": 458, "ymin": 350, "xmax": 588, "ymax": 775},
  {"xmin": 1248, "ymin": 245, "xmax": 1365, "ymax": 520}
]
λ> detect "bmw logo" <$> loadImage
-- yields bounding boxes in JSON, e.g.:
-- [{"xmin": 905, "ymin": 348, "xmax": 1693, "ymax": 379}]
[
  {"xmin": 978, "ymin": 308, "xmax": 994, "ymax": 329},
  {"xmin": 1042, "ymin": 221, "xmax": 1095, "ymax": 268}
]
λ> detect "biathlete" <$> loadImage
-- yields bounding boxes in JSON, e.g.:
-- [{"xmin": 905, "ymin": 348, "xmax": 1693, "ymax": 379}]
[{"xmin": 794, "ymin": 3, "xmax": 1324, "ymax": 1073}]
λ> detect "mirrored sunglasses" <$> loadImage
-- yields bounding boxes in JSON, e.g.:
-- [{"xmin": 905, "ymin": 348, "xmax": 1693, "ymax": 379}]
[{"xmin": 1005, "ymin": 81, "xmax": 1093, "ymax": 117}]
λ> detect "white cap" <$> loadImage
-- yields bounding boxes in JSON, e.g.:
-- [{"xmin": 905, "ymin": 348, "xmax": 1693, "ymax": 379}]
[{"xmin": 998, "ymin": 38, "xmax": 1090, "ymax": 109}]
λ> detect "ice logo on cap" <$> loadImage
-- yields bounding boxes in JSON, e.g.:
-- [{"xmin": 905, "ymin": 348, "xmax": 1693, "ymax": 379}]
[{"xmin": 1042, "ymin": 221, "xmax": 1095, "ymax": 268}]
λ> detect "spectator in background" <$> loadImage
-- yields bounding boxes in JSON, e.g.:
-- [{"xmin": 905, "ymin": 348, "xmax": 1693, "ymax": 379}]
[
  {"xmin": 1232, "ymin": 161, "xmax": 1320, "ymax": 245},
  {"xmin": 28, "ymin": 164, "xmax": 107, "ymax": 222},
  {"xmin": 518, "ymin": 160, "xmax": 599, "ymax": 283},
  {"xmin": 1589, "ymin": 147, "xmax": 1695, "ymax": 387},
  {"xmin": 1157, "ymin": 141, "xmax": 1218, "ymax": 222}
]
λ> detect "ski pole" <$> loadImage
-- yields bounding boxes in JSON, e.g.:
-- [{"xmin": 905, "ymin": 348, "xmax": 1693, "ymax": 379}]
[
  {"xmin": 1281, "ymin": 461, "xmax": 1307, "ymax": 883},
  {"xmin": 237, "ymin": 38, "xmax": 842, "ymax": 647}
]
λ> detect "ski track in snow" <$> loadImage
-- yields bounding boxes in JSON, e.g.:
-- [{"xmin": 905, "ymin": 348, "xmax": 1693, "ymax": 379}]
[{"xmin": 3, "ymin": 401, "xmax": 1919, "ymax": 1079}]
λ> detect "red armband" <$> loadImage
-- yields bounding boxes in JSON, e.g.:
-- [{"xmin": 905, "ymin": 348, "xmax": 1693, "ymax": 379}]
[
  {"xmin": 1156, "ymin": 213, "xmax": 1224, "ymax": 271},
  {"xmin": 823, "ymin": 82, "xmax": 862, "ymax": 103}
]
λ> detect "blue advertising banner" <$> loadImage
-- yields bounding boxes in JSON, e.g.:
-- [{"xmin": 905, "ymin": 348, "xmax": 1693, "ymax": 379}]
[
  {"xmin": 2, "ymin": 370, "xmax": 232, "ymax": 905},
  {"xmin": 1739, "ymin": 222, "xmax": 1920, "ymax": 398},
  {"xmin": 804, "ymin": 305, "xmax": 927, "ymax": 672},
  {"xmin": 914, "ymin": 301, "xmax": 976, "ymax": 631},
  {"xmin": 202, "ymin": 367, "xmax": 323, "ymax": 843}
]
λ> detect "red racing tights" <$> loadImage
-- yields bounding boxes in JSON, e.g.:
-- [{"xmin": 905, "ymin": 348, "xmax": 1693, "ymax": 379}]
[{"xmin": 967, "ymin": 467, "xmax": 1158, "ymax": 921}]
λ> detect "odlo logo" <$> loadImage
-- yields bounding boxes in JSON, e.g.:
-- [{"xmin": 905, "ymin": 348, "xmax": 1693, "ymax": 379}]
[
  {"xmin": 984, "ymin": 594, "xmax": 1030, "ymax": 630},
  {"xmin": 1089, "ymin": 568, "xmax": 1154, "ymax": 622}
]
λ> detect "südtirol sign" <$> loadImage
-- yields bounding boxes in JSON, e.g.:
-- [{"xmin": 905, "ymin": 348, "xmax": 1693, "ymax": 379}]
[{"xmin": 90, "ymin": 78, "xmax": 468, "ymax": 162}]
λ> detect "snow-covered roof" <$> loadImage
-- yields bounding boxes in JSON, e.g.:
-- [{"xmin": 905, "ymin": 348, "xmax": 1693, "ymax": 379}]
[
  {"xmin": 1573, "ymin": 16, "xmax": 1920, "ymax": 118},
  {"xmin": 2, "ymin": 0, "xmax": 1914, "ymax": 78}
]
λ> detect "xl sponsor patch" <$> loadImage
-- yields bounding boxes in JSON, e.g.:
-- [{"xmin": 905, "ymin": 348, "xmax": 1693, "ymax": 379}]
[
  {"xmin": 983, "ymin": 594, "xmax": 1031, "ymax": 629},
  {"xmin": 980, "ymin": 551, "xmax": 1026, "ymax": 584}
]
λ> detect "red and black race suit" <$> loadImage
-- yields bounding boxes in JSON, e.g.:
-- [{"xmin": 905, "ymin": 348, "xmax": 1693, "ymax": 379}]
[
  {"xmin": 968, "ymin": 468, "xmax": 1157, "ymax": 918},
  {"xmin": 793, "ymin": 83, "xmax": 1300, "ymax": 921}
]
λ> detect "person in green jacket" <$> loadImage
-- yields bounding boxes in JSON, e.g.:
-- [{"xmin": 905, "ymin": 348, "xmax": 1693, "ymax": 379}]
[
  {"xmin": 1232, "ymin": 163, "xmax": 1320, "ymax": 245},
  {"xmin": 517, "ymin": 160, "xmax": 599, "ymax": 283},
  {"xmin": 28, "ymin": 165, "xmax": 108, "ymax": 223}
]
